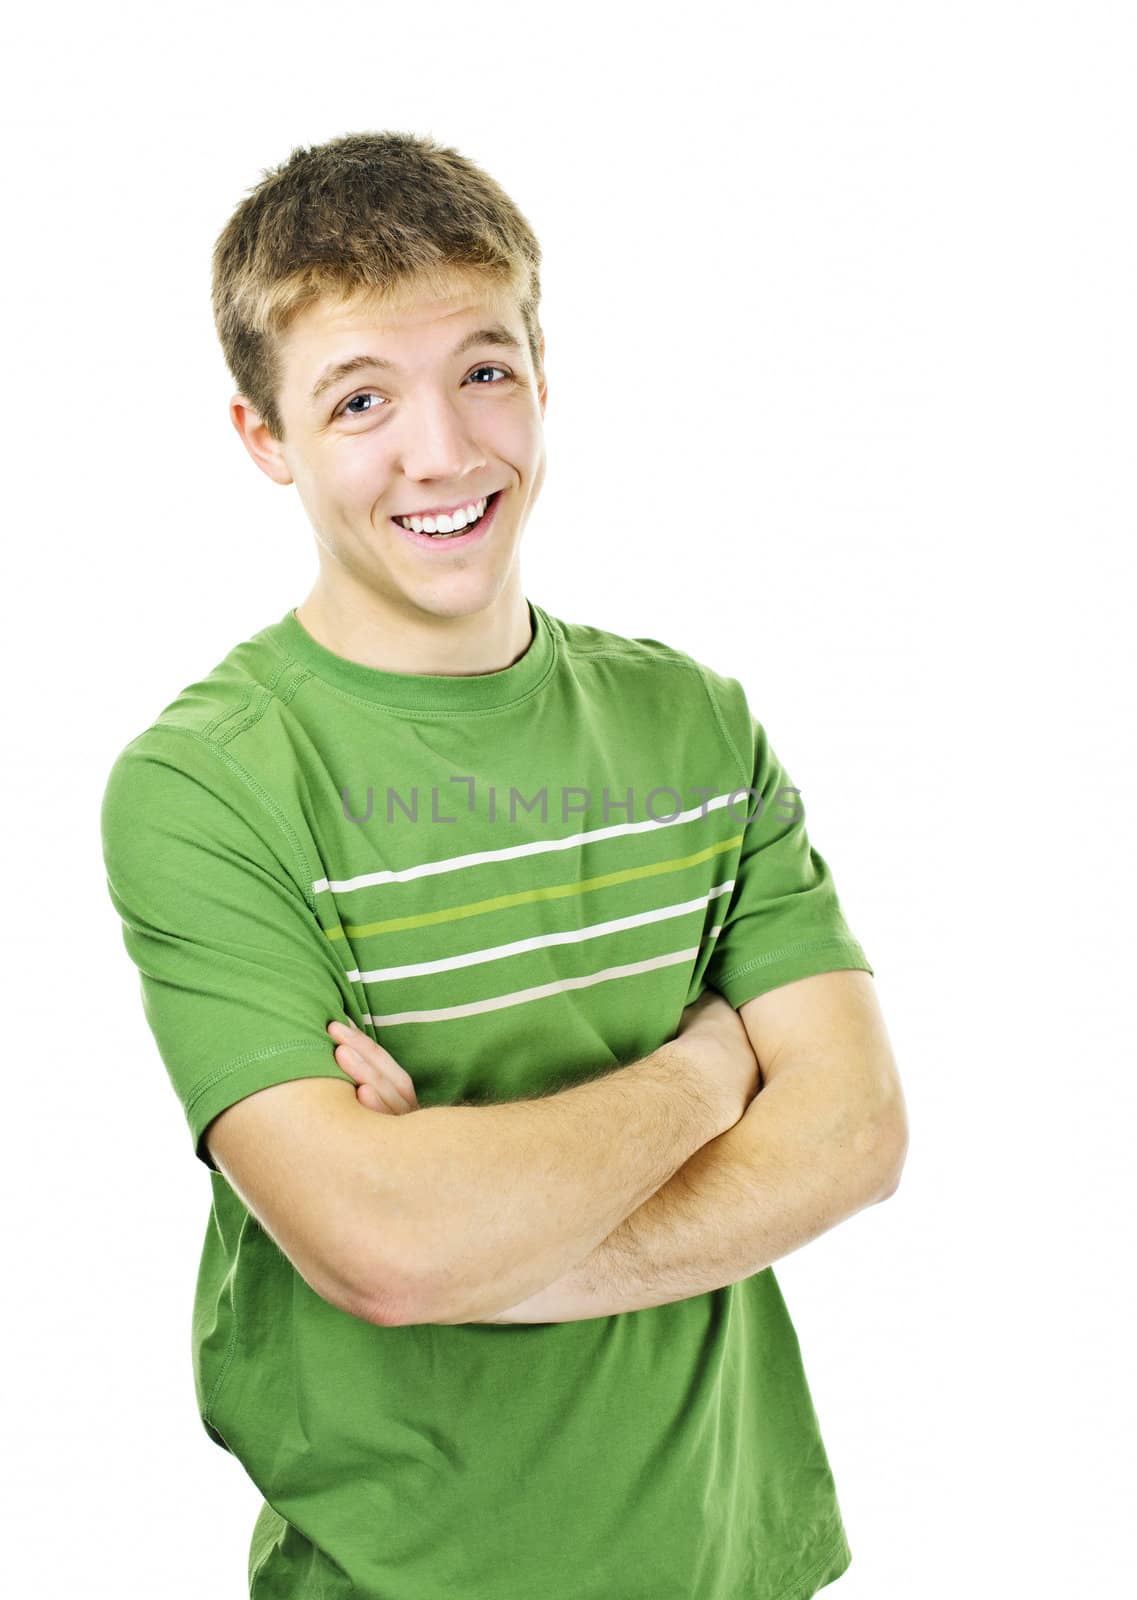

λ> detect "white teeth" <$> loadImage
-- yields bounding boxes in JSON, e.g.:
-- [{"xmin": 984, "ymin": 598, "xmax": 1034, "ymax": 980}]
[{"xmin": 395, "ymin": 495, "xmax": 489, "ymax": 535}]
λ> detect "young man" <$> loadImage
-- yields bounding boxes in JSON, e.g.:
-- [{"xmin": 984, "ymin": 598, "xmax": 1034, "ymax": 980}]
[{"xmin": 101, "ymin": 130, "xmax": 907, "ymax": 1598}]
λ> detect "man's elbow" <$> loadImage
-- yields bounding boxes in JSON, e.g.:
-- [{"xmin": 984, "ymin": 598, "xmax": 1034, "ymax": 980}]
[
  {"xmin": 331, "ymin": 1216, "xmax": 437, "ymax": 1328},
  {"xmin": 348, "ymin": 1238, "xmax": 465, "ymax": 1328},
  {"xmin": 363, "ymin": 1279, "xmax": 473, "ymax": 1329},
  {"xmin": 347, "ymin": 1268, "xmax": 427, "ymax": 1329},
  {"xmin": 362, "ymin": 1253, "xmax": 512, "ymax": 1328},
  {"xmin": 871, "ymin": 1111, "xmax": 909, "ymax": 1202}
]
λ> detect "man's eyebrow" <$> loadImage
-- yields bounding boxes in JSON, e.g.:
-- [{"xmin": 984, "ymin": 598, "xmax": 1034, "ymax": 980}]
[{"xmin": 308, "ymin": 324, "xmax": 524, "ymax": 406}]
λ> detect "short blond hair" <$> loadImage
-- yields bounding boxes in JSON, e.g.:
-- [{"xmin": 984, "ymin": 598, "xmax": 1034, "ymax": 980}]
[{"xmin": 211, "ymin": 129, "xmax": 544, "ymax": 440}]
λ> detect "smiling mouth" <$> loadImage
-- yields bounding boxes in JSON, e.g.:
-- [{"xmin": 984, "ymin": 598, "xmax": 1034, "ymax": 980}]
[
  {"xmin": 391, "ymin": 488, "xmax": 503, "ymax": 537},
  {"xmin": 390, "ymin": 488, "xmax": 505, "ymax": 545}
]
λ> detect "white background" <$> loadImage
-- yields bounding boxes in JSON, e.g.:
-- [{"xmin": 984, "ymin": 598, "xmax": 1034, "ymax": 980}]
[{"xmin": 3, "ymin": 1, "xmax": 1133, "ymax": 1594}]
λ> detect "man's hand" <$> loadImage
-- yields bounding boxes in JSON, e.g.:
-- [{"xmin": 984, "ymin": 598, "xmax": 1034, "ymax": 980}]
[
  {"xmin": 326, "ymin": 1020, "xmax": 419, "ymax": 1115},
  {"xmin": 675, "ymin": 988, "xmax": 763, "ymax": 1114}
]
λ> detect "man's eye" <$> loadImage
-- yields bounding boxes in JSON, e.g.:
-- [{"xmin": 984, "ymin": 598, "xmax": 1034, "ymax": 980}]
[
  {"xmin": 336, "ymin": 365, "xmax": 513, "ymax": 419},
  {"xmin": 466, "ymin": 364, "xmax": 512, "ymax": 385},
  {"xmin": 340, "ymin": 392, "xmax": 384, "ymax": 417}
]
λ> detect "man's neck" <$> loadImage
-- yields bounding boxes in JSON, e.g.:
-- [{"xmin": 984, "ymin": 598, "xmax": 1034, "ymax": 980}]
[{"xmin": 292, "ymin": 585, "xmax": 533, "ymax": 678}]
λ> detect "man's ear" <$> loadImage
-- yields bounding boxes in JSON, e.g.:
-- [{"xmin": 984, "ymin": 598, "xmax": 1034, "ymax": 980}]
[{"xmin": 229, "ymin": 396, "xmax": 294, "ymax": 486}]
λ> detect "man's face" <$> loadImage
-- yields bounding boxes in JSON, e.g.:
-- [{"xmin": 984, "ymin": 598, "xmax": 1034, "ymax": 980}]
[{"xmin": 234, "ymin": 281, "xmax": 547, "ymax": 629}]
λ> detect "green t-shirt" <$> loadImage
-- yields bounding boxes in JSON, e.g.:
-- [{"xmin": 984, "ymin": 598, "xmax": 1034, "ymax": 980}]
[{"xmin": 101, "ymin": 597, "xmax": 872, "ymax": 1599}]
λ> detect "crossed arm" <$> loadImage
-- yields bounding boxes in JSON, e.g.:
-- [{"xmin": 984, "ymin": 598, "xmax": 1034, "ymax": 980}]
[
  {"xmin": 471, "ymin": 970, "xmax": 907, "ymax": 1323},
  {"xmin": 336, "ymin": 970, "xmax": 908, "ymax": 1326}
]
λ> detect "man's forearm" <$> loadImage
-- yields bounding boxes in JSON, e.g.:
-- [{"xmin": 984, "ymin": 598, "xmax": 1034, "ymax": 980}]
[
  {"xmin": 470, "ymin": 1053, "xmax": 904, "ymax": 1324},
  {"xmin": 386, "ymin": 1041, "xmax": 729, "ymax": 1327}
]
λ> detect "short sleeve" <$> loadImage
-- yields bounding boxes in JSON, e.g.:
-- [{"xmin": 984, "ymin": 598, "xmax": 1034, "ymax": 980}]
[
  {"xmin": 100, "ymin": 726, "xmax": 360, "ymax": 1171},
  {"xmin": 699, "ymin": 671, "xmax": 874, "ymax": 1009}
]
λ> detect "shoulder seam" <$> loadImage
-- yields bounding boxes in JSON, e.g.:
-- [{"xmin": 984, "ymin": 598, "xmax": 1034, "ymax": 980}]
[
  {"xmin": 556, "ymin": 637, "xmax": 750, "ymax": 787},
  {"xmin": 559, "ymin": 644, "xmax": 697, "ymax": 662},
  {"xmin": 691, "ymin": 663, "xmax": 750, "ymax": 790},
  {"xmin": 201, "ymin": 655, "xmax": 306, "ymax": 744},
  {"xmin": 254, "ymin": 627, "xmax": 318, "ymax": 706},
  {"xmin": 130, "ymin": 724, "xmax": 319, "ymax": 915}
]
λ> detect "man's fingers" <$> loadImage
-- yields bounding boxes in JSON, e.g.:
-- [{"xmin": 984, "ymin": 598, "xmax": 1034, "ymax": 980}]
[
  {"xmin": 335, "ymin": 1041, "xmax": 412, "ymax": 1109},
  {"xmin": 358, "ymin": 1079, "xmax": 415, "ymax": 1116},
  {"xmin": 327, "ymin": 1022, "xmax": 419, "ymax": 1113},
  {"xmin": 328, "ymin": 1021, "xmax": 416, "ymax": 1090}
]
